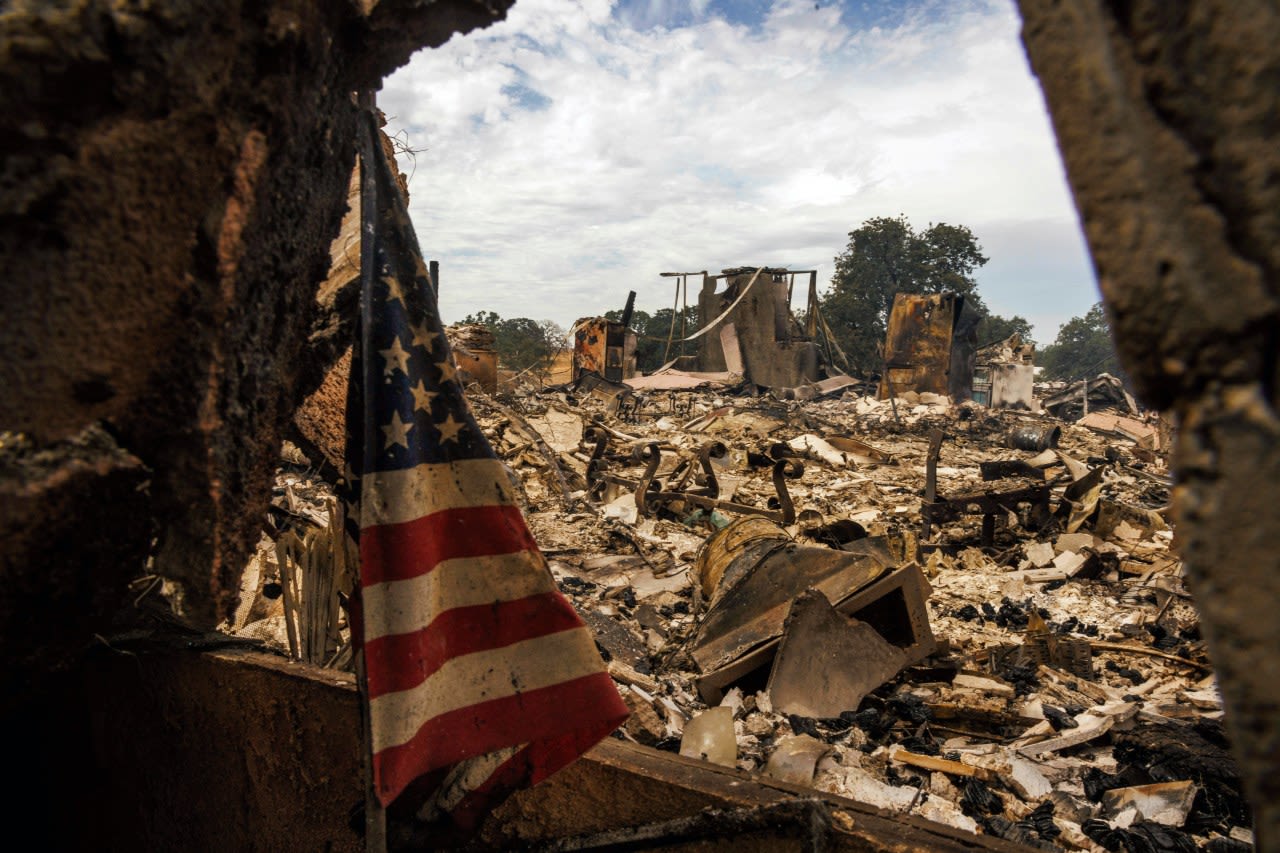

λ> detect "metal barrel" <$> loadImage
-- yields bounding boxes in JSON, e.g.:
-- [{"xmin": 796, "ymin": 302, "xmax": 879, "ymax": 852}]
[
  {"xmin": 694, "ymin": 516, "xmax": 790, "ymax": 601},
  {"xmin": 1007, "ymin": 424, "xmax": 1061, "ymax": 451}
]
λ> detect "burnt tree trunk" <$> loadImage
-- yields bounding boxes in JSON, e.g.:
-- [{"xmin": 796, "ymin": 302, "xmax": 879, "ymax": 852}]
[
  {"xmin": 1017, "ymin": 0, "xmax": 1280, "ymax": 845},
  {"xmin": 0, "ymin": 0, "xmax": 511, "ymax": 697}
]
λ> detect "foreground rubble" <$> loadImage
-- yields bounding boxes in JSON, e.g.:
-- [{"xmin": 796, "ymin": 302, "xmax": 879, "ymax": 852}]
[{"xmin": 238, "ymin": 379, "xmax": 1251, "ymax": 851}]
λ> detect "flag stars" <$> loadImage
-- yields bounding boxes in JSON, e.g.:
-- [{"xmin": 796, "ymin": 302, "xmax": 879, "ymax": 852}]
[
  {"xmin": 411, "ymin": 323, "xmax": 439, "ymax": 356},
  {"xmin": 436, "ymin": 413, "xmax": 465, "ymax": 444},
  {"xmin": 384, "ymin": 275, "xmax": 407, "ymax": 309},
  {"xmin": 381, "ymin": 411, "xmax": 413, "ymax": 451},
  {"xmin": 436, "ymin": 357, "xmax": 459, "ymax": 383},
  {"xmin": 381, "ymin": 338, "xmax": 412, "ymax": 377},
  {"xmin": 410, "ymin": 380, "xmax": 438, "ymax": 413}
]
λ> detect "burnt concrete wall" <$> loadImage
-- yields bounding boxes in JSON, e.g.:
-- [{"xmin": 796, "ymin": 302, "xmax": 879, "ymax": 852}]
[
  {"xmin": 0, "ymin": 1, "xmax": 511, "ymax": 693},
  {"xmin": 698, "ymin": 269, "xmax": 818, "ymax": 389},
  {"xmin": 82, "ymin": 647, "xmax": 1030, "ymax": 852},
  {"xmin": 1016, "ymin": 1, "xmax": 1280, "ymax": 845},
  {"xmin": 84, "ymin": 648, "xmax": 364, "ymax": 851}
]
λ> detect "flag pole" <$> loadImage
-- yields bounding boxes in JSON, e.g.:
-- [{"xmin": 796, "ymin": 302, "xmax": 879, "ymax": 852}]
[{"xmin": 355, "ymin": 87, "xmax": 388, "ymax": 853}]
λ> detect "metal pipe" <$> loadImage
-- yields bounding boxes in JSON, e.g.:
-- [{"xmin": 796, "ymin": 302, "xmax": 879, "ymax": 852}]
[
  {"xmin": 620, "ymin": 290, "xmax": 636, "ymax": 329},
  {"xmin": 662, "ymin": 279, "xmax": 680, "ymax": 365}
]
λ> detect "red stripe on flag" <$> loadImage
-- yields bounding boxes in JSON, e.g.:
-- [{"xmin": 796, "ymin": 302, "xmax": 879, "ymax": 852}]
[
  {"xmin": 363, "ymin": 592, "xmax": 584, "ymax": 699},
  {"xmin": 360, "ymin": 504, "xmax": 537, "ymax": 587},
  {"xmin": 373, "ymin": 671, "xmax": 629, "ymax": 805}
]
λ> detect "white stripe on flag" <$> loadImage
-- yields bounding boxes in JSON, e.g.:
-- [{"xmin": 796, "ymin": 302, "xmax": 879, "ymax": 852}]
[
  {"xmin": 360, "ymin": 457, "xmax": 520, "ymax": 527},
  {"xmin": 360, "ymin": 550, "xmax": 557, "ymax": 643},
  {"xmin": 369, "ymin": 627, "xmax": 605, "ymax": 753}
]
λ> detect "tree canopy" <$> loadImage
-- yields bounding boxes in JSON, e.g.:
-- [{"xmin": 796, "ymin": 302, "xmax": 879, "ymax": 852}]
[
  {"xmin": 976, "ymin": 313, "xmax": 1036, "ymax": 349},
  {"xmin": 1037, "ymin": 302, "xmax": 1124, "ymax": 381},
  {"xmin": 819, "ymin": 215, "xmax": 991, "ymax": 372},
  {"xmin": 460, "ymin": 311, "xmax": 566, "ymax": 377}
]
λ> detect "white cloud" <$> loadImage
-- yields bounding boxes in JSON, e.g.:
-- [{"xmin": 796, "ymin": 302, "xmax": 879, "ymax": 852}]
[{"xmin": 380, "ymin": 0, "xmax": 1099, "ymax": 344}]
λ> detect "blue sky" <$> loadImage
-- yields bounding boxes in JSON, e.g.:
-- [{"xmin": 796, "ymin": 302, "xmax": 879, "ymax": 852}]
[{"xmin": 380, "ymin": 0, "xmax": 1101, "ymax": 346}]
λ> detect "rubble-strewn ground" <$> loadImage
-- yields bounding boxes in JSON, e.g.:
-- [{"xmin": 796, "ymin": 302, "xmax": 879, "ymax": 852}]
[{"xmin": 232, "ymin": 381, "xmax": 1251, "ymax": 852}]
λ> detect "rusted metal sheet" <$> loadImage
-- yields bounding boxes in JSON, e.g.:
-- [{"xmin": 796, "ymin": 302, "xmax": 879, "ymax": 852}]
[
  {"xmin": 765, "ymin": 590, "xmax": 909, "ymax": 718},
  {"xmin": 574, "ymin": 317, "xmax": 611, "ymax": 378},
  {"xmin": 454, "ymin": 348, "xmax": 497, "ymax": 392},
  {"xmin": 690, "ymin": 526, "xmax": 898, "ymax": 675},
  {"xmin": 879, "ymin": 293, "xmax": 957, "ymax": 399},
  {"xmin": 688, "ymin": 517, "xmax": 936, "ymax": 705},
  {"xmin": 877, "ymin": 292, "xmax": 976, "ymax": 401},
  {"xmin": 574, "ymin": 317, "xmax": 636, "ymax": 382},
  {"xmin": 694, "ymin": 561, "xmax": 937, "ymax": 705}
]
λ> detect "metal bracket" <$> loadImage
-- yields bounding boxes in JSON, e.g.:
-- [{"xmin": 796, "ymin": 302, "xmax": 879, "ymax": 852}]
[
  {"xmin": 921, "ymin": 428, "xmax": 1051, "ymax": 546},
  {"xmin": 633, "ymin": 443, "xmax": 801, "ymax": 525}
]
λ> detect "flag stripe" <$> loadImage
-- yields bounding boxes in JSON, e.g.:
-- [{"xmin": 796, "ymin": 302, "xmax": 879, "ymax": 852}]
[
  {"xmin": 360, "ymin": 458, "xmax": 519, "ymax": 527},
  {"xmin": 360, "ymin": 504, "xmax": 536, "ymax": 587},
  {"xmin": 369, "ymin": 627, "xmax": 608, "ymax": 752},
  {"xmin": 374, "ymin": 671, "xmax": 627, "ymax": 799},
  {"xmin": 360, "ymin": 551, "xmax": 559, "ymax": 643},
  {"xmin": 351, "ymin": 111, "xmax": 626, "ymax": 818},
  {"xmin": 364, "ymin": 593, "xmax": 586, "ymax": 700}
]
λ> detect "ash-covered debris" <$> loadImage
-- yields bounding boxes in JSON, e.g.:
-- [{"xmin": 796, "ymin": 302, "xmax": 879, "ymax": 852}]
[{"xmin": 239, "ymin": 367, "xmax": 1251, "ymax": 850}]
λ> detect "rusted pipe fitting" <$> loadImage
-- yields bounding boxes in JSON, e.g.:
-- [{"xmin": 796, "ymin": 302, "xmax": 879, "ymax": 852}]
[{"xmin": 1006, "ymin": 424, "xmax": 1061, "ymax": 451}]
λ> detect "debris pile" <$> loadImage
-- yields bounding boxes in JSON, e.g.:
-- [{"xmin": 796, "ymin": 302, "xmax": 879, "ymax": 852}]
[
  {"xmin": 445, "ymin": 323, "xmax": 498, "ymax": 392},
  {"xmin": 237, "ymin": 372, "xmax": 1250, "ymax": 850}
]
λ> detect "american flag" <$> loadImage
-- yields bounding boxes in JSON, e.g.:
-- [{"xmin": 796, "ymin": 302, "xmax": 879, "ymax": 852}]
[{"xmin": 344, "ymin": 113, "xmax": 627, "ymax": 833}]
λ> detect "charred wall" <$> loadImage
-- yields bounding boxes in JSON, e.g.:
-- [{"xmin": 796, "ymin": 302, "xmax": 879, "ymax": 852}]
[
  {"xmin": 81, "ymin": 646, "xmax": 1032, "ymax": 853},
  {"xmin": 0, "ymin": 0, "xmax": 511, "ymax": 693},
  {"xmin": 697, "ymin": 268, "xmax": 819, "ymax": 389},
  {"xmin": 1017, "ymin": 0, "xmax": 1280, "ymax": 844}
]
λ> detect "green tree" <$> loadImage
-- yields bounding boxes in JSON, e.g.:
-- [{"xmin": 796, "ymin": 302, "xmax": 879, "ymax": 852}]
[
  {"xmin": 820, "ymin": 215, "xmax": 989, "ymax": 373},
  {"xmin": 463, "ymin": 310, "xmax": 503, "ymax": 329},
  {"xmin": 460, "ymin": 312, "xmax": 564, "ymax": 376},
  {"xmin": 976, "ymin": 313, "xmax": 1036, "ymax": 348},
  {"xmin": 1037, "ymin": 302, "xmax": 1123, "ymax": 380},
  {"xmin": 537, "ymin": 319, "xmax": 568, "ymax": 359}
]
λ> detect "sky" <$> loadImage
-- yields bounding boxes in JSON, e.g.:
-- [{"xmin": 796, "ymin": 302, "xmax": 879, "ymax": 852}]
[{"xmin": 379, "ymin": 0, "xmax": 1101, "ymax": 346}]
